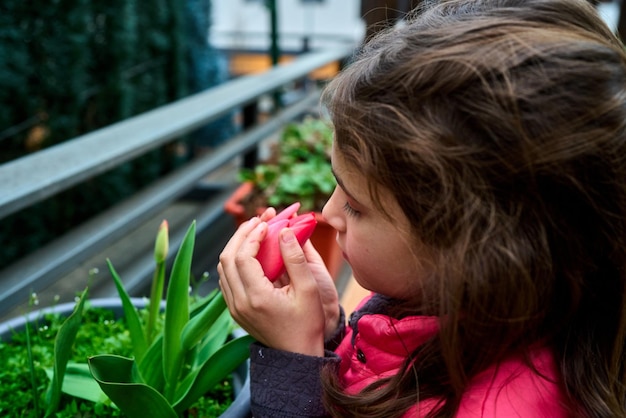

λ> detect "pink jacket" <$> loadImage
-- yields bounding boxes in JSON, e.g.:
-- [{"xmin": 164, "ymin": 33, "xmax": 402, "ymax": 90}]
[{"xmin": 335, "ymin": 301, "xmax": 569, "ymax": 417}]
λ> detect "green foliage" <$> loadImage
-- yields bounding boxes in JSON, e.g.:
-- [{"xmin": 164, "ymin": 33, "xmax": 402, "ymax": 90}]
[
  {"xmin": 239, "ymin": 116, "xmax": 336, "ymax": 212},
  {"xmin": 0, "ymin": 303, "xmax": 237, "ymax": 417},
  {"xmin": 89, "ymin": 221, "xmax": 254, "ymax": 418},
  {"xmin": 1, "ymin": 302, "xmax": 131, "ymax": 417},
  {"xmin": 0, "ymin": 221, "xmax": 252, "ymax": 417},
  {"xmin": 45, "ymin": 289, "xmax": 89, "ymax": 416}
]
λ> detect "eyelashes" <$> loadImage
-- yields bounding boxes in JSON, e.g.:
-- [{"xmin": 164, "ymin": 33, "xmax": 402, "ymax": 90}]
[{"xmin": 342, "ymin": 202, "xmax": 360, "ymax": 217}]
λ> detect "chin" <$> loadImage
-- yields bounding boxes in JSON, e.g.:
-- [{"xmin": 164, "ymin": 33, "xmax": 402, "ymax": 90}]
[{"xmin": 351, "ymin": 274, "xmax": 372, "ymax": 293}]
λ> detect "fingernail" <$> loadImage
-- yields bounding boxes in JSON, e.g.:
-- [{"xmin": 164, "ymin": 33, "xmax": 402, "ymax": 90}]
[
  {"xmin": 281, "ymin": 228, "xmax": 296, "ymax": 243},
  {"xmin": 248, "ymin": 216, "xmax": 260, "ymax": 225}
]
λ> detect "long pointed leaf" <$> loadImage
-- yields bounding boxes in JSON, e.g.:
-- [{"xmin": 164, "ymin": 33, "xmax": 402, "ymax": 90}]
[
  {"xmin": 44, "ymin": 287, "xmax": 88, "ymax": 417},
  {"xmin": 45, "ymin": 363, "xmax": 110, "ymax": 405},
  {"xmin": 180, "ymin": 291, "xmax": 227, "ymax": 350},
  {"xmin": 137, "ymin": 334, "xmax": 165, "ymax": 392},
  {"xmin": 107, "ymin": 259, "xmax": 148, "ymax": 362},
  {"xmin": 189, "ymin": 288, "xmax": 219, "ymax": 316},
  {"xmin": 89, "ymin": 354, "xmax": 177, "ymax": 418},
  {"xmin": 163, "ymin": 221, "xmax": 195, "ymax": 400},
  {"xmin": 194, "ymin": 311, "xmax": 232, "ymax": 367},
  {"xmin": 173, "ymin": 334, "xmax": 254, "ymax": 413}
]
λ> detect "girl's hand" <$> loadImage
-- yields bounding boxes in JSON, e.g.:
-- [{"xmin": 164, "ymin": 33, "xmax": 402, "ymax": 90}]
[
  {"xmin": 299, "ymin": 240, "xmax": 340, "ymax": 340},
  {"xmin": 272, "ymin": 240, "xmax": 340, "ymax": 340},
  {"xmin": 218, "ymin": 215, "xmax": 326, "ymax": 356},
  {"xmin": 264, "ymin": 208, "xmax": 340, "ymax": 339}
]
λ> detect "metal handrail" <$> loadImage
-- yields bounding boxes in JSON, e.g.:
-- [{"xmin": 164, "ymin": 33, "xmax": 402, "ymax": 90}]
[
  {"xmin": 0, "ymin": 45, "xmax": 354, "ymax": 318},
  {"xmin": 0, "ymin": 45, "xmax": 353, "ymax": 220}
]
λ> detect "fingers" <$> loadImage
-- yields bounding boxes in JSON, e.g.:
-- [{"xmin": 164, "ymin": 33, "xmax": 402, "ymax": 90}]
[
  {"xmin": 301, "ymin": 240, "xmax": 325, "ymax": 264},
  {"xmin": 221, "ymin": 216, "xmax": 262, "ymax": 259},
  {"xmin": 218, "ymin": 219, "xmax": 327, "ymax": 356},
  {"xmin": 279, "ymin": 228, "xmax": 317, "ymax": 295},
  {"xmin": 219, "ymin": 208, "xmax": 277, "ymax": 288},
  {"xmin": 217, "ymin": 263, "xmax": 230, "ymax": 299},
  {"xmin": 259, "ymin": 207, "xmax": 277, "ymax": 222},
  {"xmin": 218, "ymin": 217, "xmax": 268, "ymax": 304}
]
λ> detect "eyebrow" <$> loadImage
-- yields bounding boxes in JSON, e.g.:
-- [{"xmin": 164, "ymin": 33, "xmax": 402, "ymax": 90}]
[{"xmin": 331, "ymin": 167, "xmax": 361, "ymax": 204}]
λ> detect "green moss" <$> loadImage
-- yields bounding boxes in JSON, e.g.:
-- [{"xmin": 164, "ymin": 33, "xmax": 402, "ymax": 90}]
[{"xmin": 0, "ymin": 306, "xmax": 234, "ymax": 417}]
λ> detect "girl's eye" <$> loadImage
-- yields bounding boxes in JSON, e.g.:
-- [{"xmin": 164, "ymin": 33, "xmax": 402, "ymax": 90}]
[{"xmin": 342, "ymin": 202, "xmax": 360, "ymax": 218}]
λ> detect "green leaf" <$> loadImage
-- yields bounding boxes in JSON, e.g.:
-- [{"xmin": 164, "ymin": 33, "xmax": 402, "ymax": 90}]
[
  {"xmin": 194, "ymin": 310, "xmax": 232, "ymax": 367},
  {"xmin": 106, "ymin": 259, "xmax": 148, "ymax": 362},
  {"xmin": 189, "ymin": 287, "xmax": 219, "ymax": 314},
  {"xmin": 180, "ymin": 291, "xmax": 227, "ymax": 350},
  {"xmin": 238, "ymin": 117, "xmax": 335, "ymax": 211},
  {"xmin": 89, "ymin": 354, "xmax": 177, "ymax": 418},
  {"xmin": 137, "ymin": 335, "xmax": 165, "ymax": 392},
  {"xmin": 173, "ymin": 334, "xmax": 254, "ymax": 413},
  {"xmin": 163, "ymin": 221, "xmax": 195, "ymax": 400},
  {"xmin": 45, "ymin": 363, "xmax": 110, "ymax": 405},
  {"xmin": 45, "ymin": 287, "xmax": 88, "ymax": 417}
]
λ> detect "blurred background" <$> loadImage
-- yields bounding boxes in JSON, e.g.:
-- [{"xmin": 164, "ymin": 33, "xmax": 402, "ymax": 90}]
[{"xmin": 0, "ymin": 0, "xmax": 622, "ymax": 320}]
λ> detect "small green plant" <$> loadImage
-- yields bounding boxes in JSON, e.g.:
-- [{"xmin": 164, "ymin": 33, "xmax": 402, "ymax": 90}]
[
  {"xmin": 88, "ymin": 221, "xmax": 254, "ymax": 417},
  {"xmin": 239, "ymin": 116, "xmax": 336, "ymax": 212},
  {"xmin": 2, "ymin": 296, "xmax": 127, "ymax": 417},
  {"xmin": 0, "ymin": 220, "xmax": 252, "ymax": 417}
]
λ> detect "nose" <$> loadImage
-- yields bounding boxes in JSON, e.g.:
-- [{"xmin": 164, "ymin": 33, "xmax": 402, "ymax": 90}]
[{"xmin": 322, "ymin": 187, "xmax": 346, "ymax": 233}]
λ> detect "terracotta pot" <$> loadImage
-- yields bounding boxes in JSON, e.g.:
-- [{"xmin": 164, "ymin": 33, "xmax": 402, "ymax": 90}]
[{"xmin": 224, "ymin": 182, "xmax": 344, "ymax": 280}]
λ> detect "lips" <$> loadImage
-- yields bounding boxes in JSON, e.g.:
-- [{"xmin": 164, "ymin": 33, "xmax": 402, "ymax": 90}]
[{"xmin": 255, "ymin": 202, "xmax": 317, "ymax": 281}]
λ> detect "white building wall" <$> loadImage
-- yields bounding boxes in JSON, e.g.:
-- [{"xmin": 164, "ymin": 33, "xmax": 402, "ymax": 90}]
[
  {"xmin": 209, "ymin": 1, "xmax": 621, "ymax": 53},
  {"xmin": 210, "ymin": 0, "xmax": 365, "ymax": 52},
  {"xmin": 597, "ymin": 1, "xmax": 620, "ymax": 32}
]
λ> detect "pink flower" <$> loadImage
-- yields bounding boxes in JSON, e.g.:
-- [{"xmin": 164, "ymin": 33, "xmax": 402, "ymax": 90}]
[{"xmin": 256, "ymin": 202, "xmax": 317, "ymax": 281}]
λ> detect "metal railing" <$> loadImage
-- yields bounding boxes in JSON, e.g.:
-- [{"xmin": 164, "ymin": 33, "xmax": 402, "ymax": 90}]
[{"xmin": 0, "ymin": 45, "xmax": 354, "ymax": 318}]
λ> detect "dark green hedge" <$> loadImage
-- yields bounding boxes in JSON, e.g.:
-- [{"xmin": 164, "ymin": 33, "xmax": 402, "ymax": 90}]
[{"xmin": 0, "ymin": 0, "xmax": 233, "ymax": 267}]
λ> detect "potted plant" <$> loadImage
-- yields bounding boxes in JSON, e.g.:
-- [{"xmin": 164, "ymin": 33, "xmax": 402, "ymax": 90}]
[
  {"xmin": 0, "ymin": 220, "xmax": 253, "ymax": 417},
  {"xmin": 224, "ymin": 116, "xmax": 344, "ymax": 279}
]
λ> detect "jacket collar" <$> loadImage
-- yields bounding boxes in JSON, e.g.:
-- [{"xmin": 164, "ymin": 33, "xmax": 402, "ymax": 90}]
[{"xmin": 348, "ymin": 293, "xmax": 439, "ymax": 350}]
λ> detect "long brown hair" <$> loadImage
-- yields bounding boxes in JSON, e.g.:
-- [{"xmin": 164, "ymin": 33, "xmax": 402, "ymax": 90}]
[{"xmin": 321, "ymin": 0, "xmax": 626, "ymax": 416}]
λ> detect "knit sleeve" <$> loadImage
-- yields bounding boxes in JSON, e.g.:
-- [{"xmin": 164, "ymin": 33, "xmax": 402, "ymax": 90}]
[
  {"xmin": 249, "ymin": 343, "xmax": 341, "ymax": 418},
  {"xmin": 324, "ymin": 305, "xmax": 346, "ymax": 351}
]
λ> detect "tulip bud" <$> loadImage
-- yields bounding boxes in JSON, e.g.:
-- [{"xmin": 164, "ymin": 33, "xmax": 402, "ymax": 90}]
[
  {"xmin": 154, "ymin": 220, "xmax": 169, "ymax": 263},
  {"xmin": 256, "ymin": 219, "xmax": 289, "ymax": 280},
  {"xmin": 270, "ymin": 202, "xmax": 300, "ymax": 223},
  {"xmin": 256, "ymin": 204, "xmax": 317, "ymax": 281}
]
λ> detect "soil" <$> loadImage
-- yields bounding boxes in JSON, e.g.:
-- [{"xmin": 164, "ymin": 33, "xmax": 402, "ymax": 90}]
[{"xmin": 239, "ymin": 188, "xmax": 271, "ymax": 218}]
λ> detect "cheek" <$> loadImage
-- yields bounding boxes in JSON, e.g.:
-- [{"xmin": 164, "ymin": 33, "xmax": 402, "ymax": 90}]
[
  {"xmin": 346, "ymin": 233, "xmax": 424, "ymax": 298},
  {"xmin": 345, "ymin": 233, "xmax": 393, "ymax": 280}
]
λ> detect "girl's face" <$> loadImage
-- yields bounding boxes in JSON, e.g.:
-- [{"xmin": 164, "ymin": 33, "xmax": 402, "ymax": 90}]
[{"xmin": 322, "ymin": 146, "xmax": 430, "ymax": 300}]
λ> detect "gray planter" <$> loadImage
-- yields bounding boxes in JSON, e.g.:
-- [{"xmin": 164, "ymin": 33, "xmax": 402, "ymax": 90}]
[{"xmin": 0, "ymin": 297, "xmax": 251, "ymax": 418}]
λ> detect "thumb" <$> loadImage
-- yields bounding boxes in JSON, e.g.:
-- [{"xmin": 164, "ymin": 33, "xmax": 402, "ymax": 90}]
[{"xmin": 279, "ymin": 228, "xmax": 315, "ymax": 290}]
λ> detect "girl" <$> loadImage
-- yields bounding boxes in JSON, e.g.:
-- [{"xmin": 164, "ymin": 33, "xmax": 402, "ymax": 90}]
[{"xmin": 217, "ymin": 0, "xmax": 626, "ymax": 416}]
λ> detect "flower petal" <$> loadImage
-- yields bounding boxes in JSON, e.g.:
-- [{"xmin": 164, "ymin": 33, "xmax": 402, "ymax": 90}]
[
  {"xmin": 256, "ymin": 219, "xmax": 289, "ymax": 281},
  {"xmin": 268, "ymin": 202, "xmax": 301, "ymax": 224},
  {"xmin": 288, "ymin": 213, "xmax": 317, "ymax": 245},
  {"xmin": 255, "ymin": 209, "xmax": 318, "ymax": 282}
]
